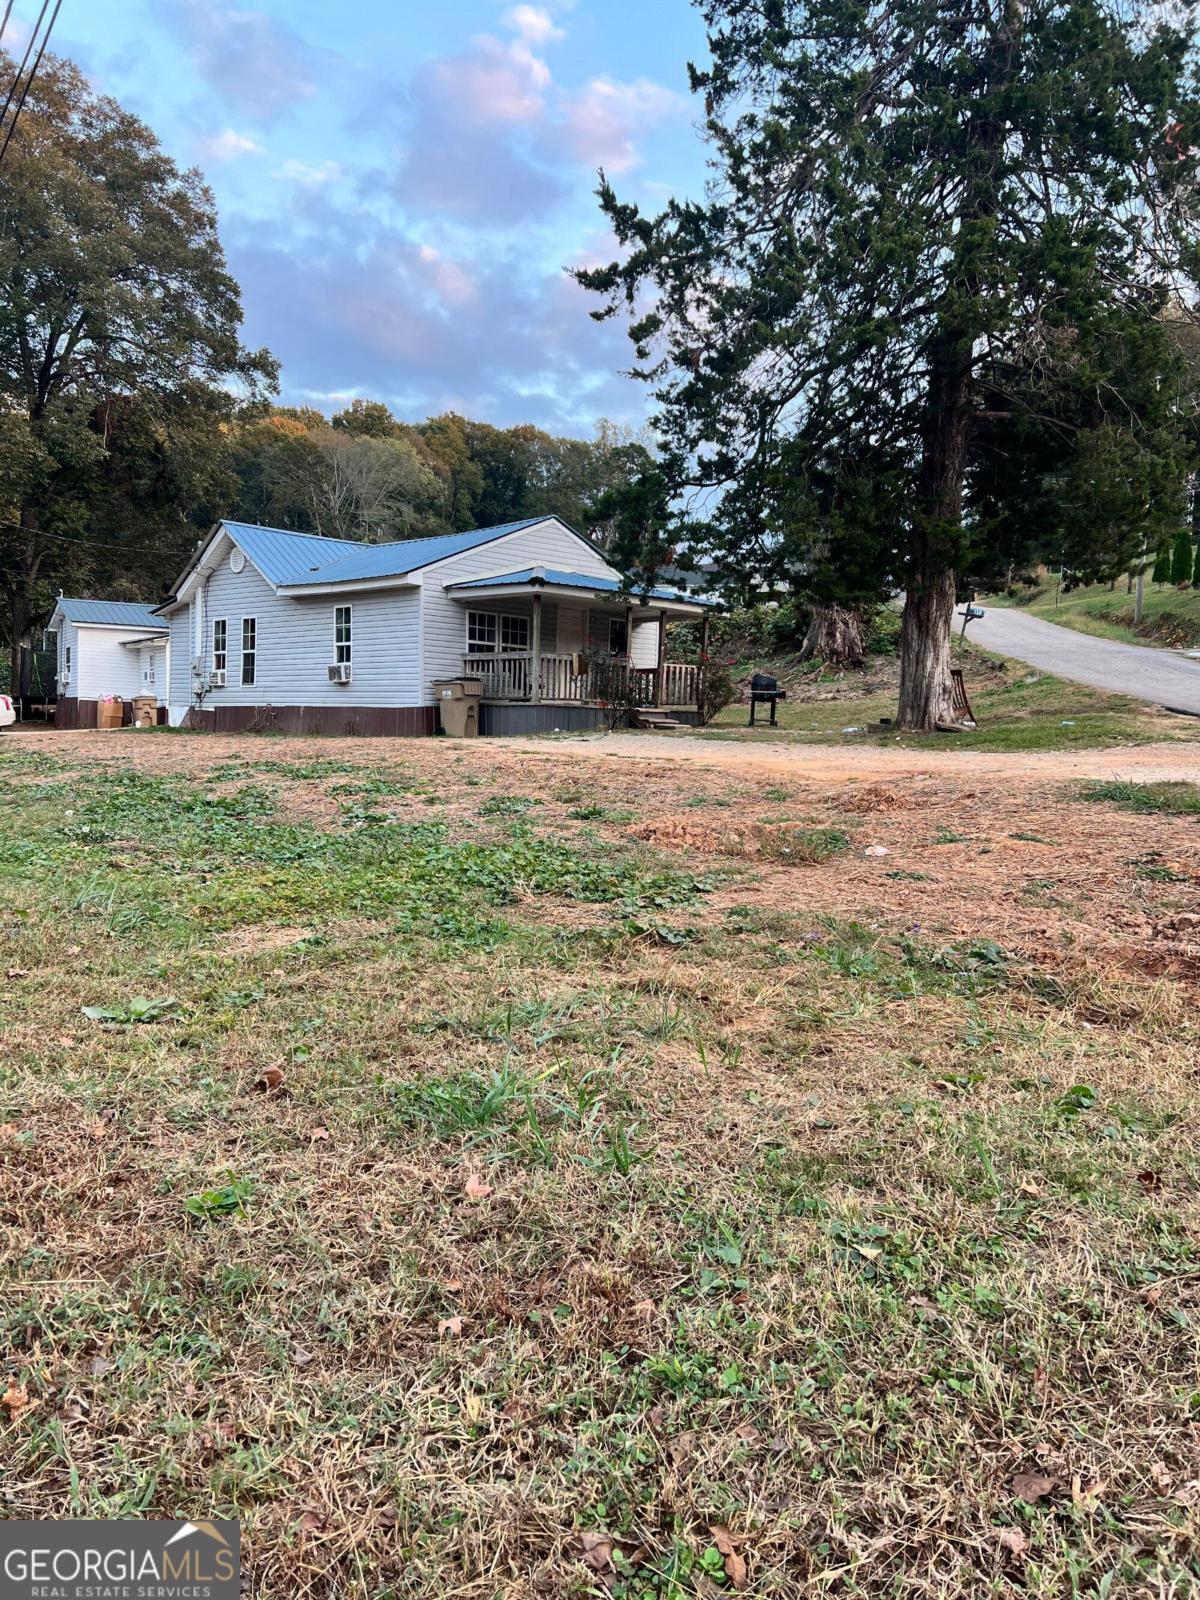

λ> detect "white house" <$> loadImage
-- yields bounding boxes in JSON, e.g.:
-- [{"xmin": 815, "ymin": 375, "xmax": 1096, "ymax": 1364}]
[
  {"xmin": 48, "ymin": 598, "xmax": 169, "ymax": 729},
  {"xmin": 149, "ymin": 515, "xmax": 711, "ymax": 736}
]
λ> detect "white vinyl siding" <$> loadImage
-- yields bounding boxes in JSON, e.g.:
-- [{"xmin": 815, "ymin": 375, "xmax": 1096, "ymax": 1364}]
[
  {"xmin": 53, "ymin": 621, "xmax": 163, "ymax": 701},
  {"xmin": 162, "ymin": 529, "xmax": 421, "ymax": 710}
]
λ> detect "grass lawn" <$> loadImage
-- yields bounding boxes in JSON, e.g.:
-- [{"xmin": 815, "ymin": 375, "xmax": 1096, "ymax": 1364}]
[
  {"xmin": 985, "ymin": 577, "xmax": 1200, "ymax": 651},
  {"xmin": 705, "ymin": 647, "xmax": 1189, "ymax": 753},
  {"xmin": 3, "ymin": 731, "xmax": 1200, "ymax": 1598}
]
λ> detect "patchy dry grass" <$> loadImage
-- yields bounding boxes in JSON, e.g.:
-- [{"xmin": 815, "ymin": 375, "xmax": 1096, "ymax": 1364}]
[{"xmin": 2, "ymin": 730, "xmax": 1200, "ymax": 1599}]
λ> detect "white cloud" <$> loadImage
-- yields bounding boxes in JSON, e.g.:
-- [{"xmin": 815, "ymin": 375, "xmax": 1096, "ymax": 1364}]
[
  {"xmin": 503, "ymin": 5, "xmax": 565, "ymax": 46},
  {"xmin": 275, "ymin": 158, "xmax": 343, "ymax": 185},
  {"xmin": 555, "ymin": 76, "xmax": 681, "ymax": 172},
  {"xmin": 200, "ymin": 128, "xmax": 262, "ymax": 160}
]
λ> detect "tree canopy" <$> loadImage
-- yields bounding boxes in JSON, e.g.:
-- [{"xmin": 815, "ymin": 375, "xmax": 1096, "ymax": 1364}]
[
  {"xmin": 579, "ymin": 0, "xmax": 1200, "ymax": 726},
  {"xmin": 0, "ymin": 51, "xmax": 277, "ymax": 692}
]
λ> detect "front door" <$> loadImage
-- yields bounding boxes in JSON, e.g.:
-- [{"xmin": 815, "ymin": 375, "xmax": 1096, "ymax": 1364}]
[{"xmin": 558, "ymin": 603, "xmax": 585, "ymax": 656}]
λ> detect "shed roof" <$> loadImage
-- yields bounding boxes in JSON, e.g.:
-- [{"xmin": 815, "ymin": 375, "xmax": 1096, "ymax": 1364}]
[{"xmin": 54, "ymin": 598, "xmax": 168, "ymax": 630}]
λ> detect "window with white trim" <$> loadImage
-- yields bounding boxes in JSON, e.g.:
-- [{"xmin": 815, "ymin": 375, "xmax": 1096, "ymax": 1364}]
[
  {"xmin": 608, "ymin": 617, "xmax": 628, "ymax": 656},
  {"xmin": 241, "ymin": 617, "xmax": 256, "ymax": 686},
  {"xmin": 212, "ymin": 618, "xmax": 227, "ymax": 674},
  {"xmin": 63, "ymin": 642, "xmax": 71, "ymax": 680},
  {"xmin": 500, "ymin": 614, "xmax": 530, "ymax": 653},
  {"xmin": 466, "ymin": 611, "xmax": 498, "ymax": 653},
  {"xmin": 335, "ymin": 605, "xmax": 352, "ymax": 666}
]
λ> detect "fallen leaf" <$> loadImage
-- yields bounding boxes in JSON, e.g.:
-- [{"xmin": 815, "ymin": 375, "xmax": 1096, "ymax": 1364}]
[
  {"xmin": 578, "ymin": 1533, "xmax": 616, "ymax": 1574},
  {"xmin": 667, "ymin": 1430, "xmax": 697, "ymax": 1467},
  {"xmin": 298, "ymin": 1511, "xmax": 329, "ymax": 1536},
  {"xmin": 997, "ymin": 1527, "xmax": 1028, "ymax": 1557},
  {"xmin": 1017, "ymin": 1179, "xmax": 1042, "ymax": 1198},
  {"xmin": 309, "ymin": 1126, "xmax": 330, "ymax": 1142},
  {"xmin": 377, "ymin": 1506, "xmax": 398, "ymax": 1529},
  {"xmin": 438, "ymin": 1316, "xmax": 464, "ymax": 1338},
  {"xmin": 0, "ymin": 1123, "xmax": 18, "ymax": 1141},
  {"xmin": 443, "ymin": 1276, "xmax": 464, "ymax": 1294},
  {"xmin": 89, "ymin": 1356, "xmax": 110, "ymax": 1377},
  {"xmin": 631, "ymin": 1299, "xmax": 656, "ymax": 1320},
  {"xmin": 853, "ymin": 1244, "xmax": 882, "ymax": 1261},
  {"xmin": 254, "ymin": 1065, "xmax": 285, "ymax": 1093},
  {"xmin": 464, "ymin": 1172, "xmax": 493, "ymax": 1200},
  {"xmin": 2, "ymin": 1377, "xmax": 29, "ymax": 1418},
  {"xmin": 1071, "ymin": 1474, "xmax": 1107, "ymax": 1508},
  {"xmin": 1011, "ymin": 1472, "xmax": 1057, "ymax": 1503},
  {"xmin": 1142, "ymin": 1283, "xmax": 1163, "ymax": 1308},
  {"xmin": 710, "ymin": 1526, "xmax": 748, "ymax": 1590},
  {"xmin": 1136, "ymin": 1170, "xmax": 1163, "ymax": 1193},
  {"xmin": 1150, "ymin": 1461, "xmax": 1173, "ymax": 1492},
  {"xmin": 6, "ymin": 967, "xmax": 28, "ymax": 979},
  {"xmin": 291, "ymin": 1346, "xmax": 314, "ymax": 1367}
]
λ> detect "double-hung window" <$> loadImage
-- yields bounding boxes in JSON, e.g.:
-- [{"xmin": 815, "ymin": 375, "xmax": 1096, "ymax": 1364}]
[
  {"xmin": 212, "ymin": 619, "xmax": 227, "ymax": 675},
  {"xmin": 63, "ymin": 643, "xmax": 71, "ymax": 680},
  {"xmin": 241, "ymin": 617, "xmax": 257, "ymax": 686},
  {"xmin": 335, "ymin": 605, "xmax": 352, "ymax": 666},
  {"xmin": 466, "ymin": 611, "xmax": 497, "ymax": 654},
  {"xmin": 500, "ymin": 614, "xmax": 530, "ymax": 654}
]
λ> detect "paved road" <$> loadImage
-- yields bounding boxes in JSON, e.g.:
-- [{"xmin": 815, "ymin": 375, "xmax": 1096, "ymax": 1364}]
[{"xmin": 967, "ymin": 604, "xmax": 1200, "ymax": 715}]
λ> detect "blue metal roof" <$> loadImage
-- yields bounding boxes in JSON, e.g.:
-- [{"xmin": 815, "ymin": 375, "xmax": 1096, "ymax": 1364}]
[
  {"xmin": 55, "ymin": 598, "xmax": 168, "ymax": 629},
  {"xmin": 446, "ymin": 567, "xmax": 713, "ymax": 605},
  {"xmin": 222, "ymin": 517, "xmax": 554, "ymax": 588}
]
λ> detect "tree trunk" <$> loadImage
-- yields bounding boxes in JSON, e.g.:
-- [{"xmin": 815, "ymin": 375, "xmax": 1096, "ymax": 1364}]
[
  {"xmin": 798, "ymin": 602, "xmax": 865, "ymax": 667},
  {"xmin": 898, "ymin": 568, "xmax": 959, "ymax": 728},
  {"xmin": 898, "ymin": 333, "xmax": 973, "ymax": 730}
]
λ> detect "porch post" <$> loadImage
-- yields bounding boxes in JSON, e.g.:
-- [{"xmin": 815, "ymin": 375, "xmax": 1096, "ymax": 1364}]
[
  {"xmin": 531, "ymin": 591, "xmax": 542, "ymax": 703},
  {"xmin": 699, "ymin": 611, "xmax": 710, "ymax": 711},
  {"xmin": 654, "ymin": 611, "xmax": 666, "ymax": 706}
]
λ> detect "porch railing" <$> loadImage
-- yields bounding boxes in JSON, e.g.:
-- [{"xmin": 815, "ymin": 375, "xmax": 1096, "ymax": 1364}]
[{"xmin": 461, "ymin": 653, "xmax": 701, "ymax": 708}]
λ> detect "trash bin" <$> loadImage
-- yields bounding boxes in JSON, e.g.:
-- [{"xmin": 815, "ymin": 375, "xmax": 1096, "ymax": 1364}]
[
  {"xmin": 133, "ymin": 695, "xmax": 157, "ymax": 729},
  {"xmin": 432, "ymin": 677, "xmax": 482, "ymax": 737}
]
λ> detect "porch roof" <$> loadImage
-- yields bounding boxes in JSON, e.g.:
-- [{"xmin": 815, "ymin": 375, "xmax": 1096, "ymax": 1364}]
[{"xmin": 443, "ymin": 566, "xmax": 713, "ymax": 614}]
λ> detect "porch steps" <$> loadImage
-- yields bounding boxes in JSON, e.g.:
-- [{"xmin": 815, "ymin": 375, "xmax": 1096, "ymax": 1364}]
[{"xmin": 632, "ymin": 707, "xmax": 687, "ymax": 731}]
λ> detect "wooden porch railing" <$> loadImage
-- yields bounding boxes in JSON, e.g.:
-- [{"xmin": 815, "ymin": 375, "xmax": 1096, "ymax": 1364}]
[{"xmin": 461, "ymin": 654, "xmax": 701, "ymax": 708}]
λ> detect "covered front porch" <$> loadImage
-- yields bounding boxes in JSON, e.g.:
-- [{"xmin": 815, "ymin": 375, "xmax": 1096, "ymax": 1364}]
[{"xmin": 444, "ymin": 566, "xmax": 711, "ymax": 716}]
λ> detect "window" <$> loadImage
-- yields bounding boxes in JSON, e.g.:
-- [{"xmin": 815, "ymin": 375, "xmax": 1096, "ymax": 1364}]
[
  {"xmin": 241, "ymin": 617, "xmax": 256, "ymax": 686},
  {"xmin": 63, "ymin": 643, "xmax": 71, "ymax": 679},
  {"xmin": 212, "ymin": 619, "xmax": 227, "ymax": 674},
  {"xmin": 608, "ymin": 617, "xmax": 628, "ymax": 656},
  {"xmin": 466, "ymin": 611, "xmax": 497, "ymax": 654},
  {"xmin": 500, "ymin": 614, "xmax": 530, "ymax": 653},
  {"xmin": 335, "ymin": 605, "xmax": 352, "ymax": 666}
]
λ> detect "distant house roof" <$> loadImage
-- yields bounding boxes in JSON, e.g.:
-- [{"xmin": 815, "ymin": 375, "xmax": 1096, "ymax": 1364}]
[
  {"xmin": 220, "ymin": 516, "xmax": 564, "ymax": 588},
  {"xmin": 444, "ymin": 567, "xmax": 715, "ymax": 606},
  {"xmin": 54, "ymin": 598, "xmax": 168, "ymax": 630}
]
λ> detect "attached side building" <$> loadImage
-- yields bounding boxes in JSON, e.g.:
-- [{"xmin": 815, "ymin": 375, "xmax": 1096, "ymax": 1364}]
[
  {"xmin": 155, "ymin": 516, "xmax": 711, "ymax": 736},
  {"xmin": 47, "ymin": 599, "xmax": 169, "ymax": 729}
]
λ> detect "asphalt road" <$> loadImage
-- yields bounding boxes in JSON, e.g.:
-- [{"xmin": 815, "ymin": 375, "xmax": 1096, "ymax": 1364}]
[{"xmin": 966, "ymin": 604, "xmax": 1200, "ymax": 716}]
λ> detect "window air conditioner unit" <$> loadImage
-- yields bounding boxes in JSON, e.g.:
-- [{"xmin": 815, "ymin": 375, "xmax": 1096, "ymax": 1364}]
[
  {"xmin": 208, "ymin": 669, "xmax": 226, "ymax": 688},
  {"xmin": 328, "ymin": 662, "xmax": 352, "ymax": 684}
]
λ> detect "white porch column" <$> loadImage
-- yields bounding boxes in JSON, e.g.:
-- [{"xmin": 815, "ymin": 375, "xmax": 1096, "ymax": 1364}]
[{"xmin": 531, "ymin": 591, "xmax": 542, "ymax": 703}]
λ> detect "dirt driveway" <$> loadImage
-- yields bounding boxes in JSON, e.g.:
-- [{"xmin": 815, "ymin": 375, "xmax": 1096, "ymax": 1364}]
[{"xmin": 500, "ymin": 730, "xmax": 1200, "ymax": 783}]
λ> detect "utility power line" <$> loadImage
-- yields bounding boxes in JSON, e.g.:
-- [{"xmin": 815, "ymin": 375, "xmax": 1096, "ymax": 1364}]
[{"xmin": 0, "ymin": 0, "xmax": 63, "ymax": 169}]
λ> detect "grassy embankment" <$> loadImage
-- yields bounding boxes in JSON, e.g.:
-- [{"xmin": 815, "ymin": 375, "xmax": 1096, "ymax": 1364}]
[{"xmin": 985, "ymin": 576, "xmax": 1200, "ymax": 650}]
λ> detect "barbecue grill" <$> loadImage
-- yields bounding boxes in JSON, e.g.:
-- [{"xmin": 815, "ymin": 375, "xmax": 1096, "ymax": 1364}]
[{"xmin": 748, "ymin": 672, "xmax": 787, "ymax": 727}]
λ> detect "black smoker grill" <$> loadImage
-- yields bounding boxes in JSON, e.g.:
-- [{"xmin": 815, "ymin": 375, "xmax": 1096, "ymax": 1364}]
[{"xmin": 748, "ymin": 672, "xmax": 787, "ymax": 727}]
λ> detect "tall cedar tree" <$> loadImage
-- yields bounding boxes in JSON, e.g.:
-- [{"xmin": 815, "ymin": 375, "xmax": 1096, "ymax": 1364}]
[
  {"xmin": 0, "ymin": 53, "xmax": 276, "ymax": 695},
  {"xmin": 578, "ymin": 0, "xmax": 1200, "ymax": 728},
  {"xmin": 1153, "ymin": 534, "xmax": 1173, "ymax": 584}
]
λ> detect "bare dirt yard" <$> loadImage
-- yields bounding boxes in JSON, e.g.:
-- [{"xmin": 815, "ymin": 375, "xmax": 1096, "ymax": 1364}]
[{"xmin": 3, "ymin": 726, "xmax": 1199, "ymax": 1598}]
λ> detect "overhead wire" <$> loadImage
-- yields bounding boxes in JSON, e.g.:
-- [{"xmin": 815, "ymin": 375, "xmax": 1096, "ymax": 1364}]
[{"xmin": 0, "ymin": 0, "xmax": 62, "ymax": 167}]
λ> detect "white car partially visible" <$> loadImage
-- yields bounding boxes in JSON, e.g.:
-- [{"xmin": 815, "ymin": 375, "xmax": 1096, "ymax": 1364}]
[{"xmin": 0, "ymin": 694, "xmax": 15, "ymax": 728}]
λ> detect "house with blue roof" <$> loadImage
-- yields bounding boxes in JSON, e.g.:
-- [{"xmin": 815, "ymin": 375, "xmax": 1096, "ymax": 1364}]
[
  {"xmin": 145, "ymin": 514, "xmax": 710, "ymax": 736},
  {"xmin": 48, "ymin": 597, "xmax": 170, "ymax": 728}
]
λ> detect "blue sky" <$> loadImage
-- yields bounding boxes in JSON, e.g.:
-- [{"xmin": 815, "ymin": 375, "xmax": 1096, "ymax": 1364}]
[{"xmin": 47, "ymin": 0, "xmax": 710, "ymax": 436}]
